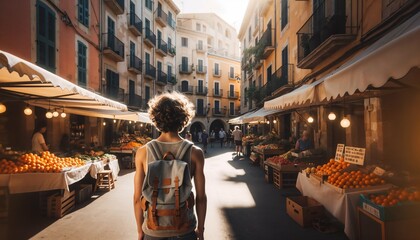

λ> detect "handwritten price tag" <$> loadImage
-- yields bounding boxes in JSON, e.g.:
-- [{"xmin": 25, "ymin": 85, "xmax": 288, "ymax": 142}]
[
  {"xmin": 344, "ymin": 147, "xmax": 365, "ymax": 166},
  {"xmin": 335, "ymin": 144, "xmax": 345, "ymax": 161},
  {"xmin": 373, "ymin": 167, "xmax": 386, "ymax": 176}
]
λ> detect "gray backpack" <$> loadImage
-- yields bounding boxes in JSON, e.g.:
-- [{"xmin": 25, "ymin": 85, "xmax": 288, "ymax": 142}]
[{"xmin": 141, "ymin": 140, "xmax": 195, "ymax": 231}]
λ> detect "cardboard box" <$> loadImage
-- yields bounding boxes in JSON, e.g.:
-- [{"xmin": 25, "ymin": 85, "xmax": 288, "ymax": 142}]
[{"xmin": 286, "ymin": 196, "xmax": 324, "ymax": 227}]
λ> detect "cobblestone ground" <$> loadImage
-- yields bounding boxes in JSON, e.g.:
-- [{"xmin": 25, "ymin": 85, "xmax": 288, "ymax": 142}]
[{"xmin": 1, "ymin": 144, "xmax": 349, "ymax": 240}]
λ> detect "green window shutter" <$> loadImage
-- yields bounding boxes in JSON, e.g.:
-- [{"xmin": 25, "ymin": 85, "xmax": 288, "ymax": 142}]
[
  {"xmin": 78, "ymin": 41, "xmax": 87, "ymax": 87},
  {"xmin": 36, "ymin": 0, "xmax": 56, "ymax": 72}
]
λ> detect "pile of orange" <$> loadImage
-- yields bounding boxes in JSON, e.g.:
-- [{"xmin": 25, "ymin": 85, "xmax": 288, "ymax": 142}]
[
  {"xmin": 0, "ymin": 151, "xmax": 85, "ymax": 174},
  {"xmin": 314, "ymin": 159, "xmax": 350, "ymax": 176},
  {"xmin": 327, "ymin": 171, "xmax": 385, "ymax": 189},
  {"xmin": 369, "ymin": 188, "xmax": 420, "ymax": 207}
]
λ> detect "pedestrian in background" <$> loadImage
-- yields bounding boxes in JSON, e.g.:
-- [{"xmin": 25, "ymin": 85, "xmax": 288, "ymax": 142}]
[
  {"xmin": 232, "ymin": 126, "xmax": 243, "ymax": 156},
  {"xmin": 201, "ymin": 130, "xmax": 209, "ymax": 153},
  {"xmin": 219, "ymin": 128, "xmax": 226, "ymax": 148}
]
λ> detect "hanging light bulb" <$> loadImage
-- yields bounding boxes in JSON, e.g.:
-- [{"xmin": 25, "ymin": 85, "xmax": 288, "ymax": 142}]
[
  {"xmin": 273, "ymin": 119, "xmax": 277, "ymax": 124},
  {"xmin": 129, "ymin": 121, "xmax": 132, "ymax": 124},
  {"xmin": 266, "ymin": 120, "xmax": 270, "ymax": 125},
  {"xmin": 307, "ymin": 116, "xmax": 314, "ymax": 123},
  {"xmin": 340, "ymin": 117, "xmax": 351, "ymax": 128},
  {"xmin": 52, "ymin": 109, "xmax": 59, "ymax": 117},
  {"xmin": 24, "ymin": 106, "xmax": 33, "ymax": 116},
  {"xmin": 61, "ymin": 112, "xmax": 67, "ymax": 118},
  {"xmin": 103, "ymin": 121, "xmax": 107, "ymax": 126},
  {"xmin": 113, "ymin": 119, "xmax": 116, "ymax": 123},
  {"xmin": 0, "ymin": 103, "xmax": 6, "ymax": 114},
  {"xmin": 45, "ymin": 111, "xmax": 53, "ymax": 119},
  {"xmin": 328, "ymin": 112, "xmax": 336, "ymax": 120},
  {"xmin": 140, "ymin": 123, "xmax": 143, "ymax": 127}
]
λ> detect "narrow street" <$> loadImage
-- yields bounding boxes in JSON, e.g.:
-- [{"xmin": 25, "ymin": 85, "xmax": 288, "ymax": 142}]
[{"xmin": 3, "ymin": 145, "xmax": 348, "ymax": 240}]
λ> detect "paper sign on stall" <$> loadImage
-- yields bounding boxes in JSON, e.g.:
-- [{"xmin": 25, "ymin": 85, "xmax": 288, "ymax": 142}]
[
  {"xmin": 373, "ymin": 167, "xmax": 386, "ymax": 176},
  {"xmin": 344, "ymin": 147, "xmax": 365, "ymax": 165},
  {"xmin": 334, "ymin": 144, "xmax": 345, "ymax": 161}
]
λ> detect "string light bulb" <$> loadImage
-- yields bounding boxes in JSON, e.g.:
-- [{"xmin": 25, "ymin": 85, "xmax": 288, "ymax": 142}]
[
  {"xmin": 52, "ymin": 110, "xmax": 59, "ymax": 117},
  {"xmin": 103, "ymin": 121, "xmax": 106, "ymax": 126},
  {"xmin": 113, "ymin": 119, "xmax": 116, "ymax": 123},
  {"xmin": 340, "ymin": 117, "xmax": 351, "ymax": 128},
  {"xmin": 266, "ymin": 120, "xmax": 270, "ymax": 125},
  {"xmin": 61, "ymin": 112, "xmax": 67, "ymax": 118},
  {"xmin": 307, "ymin": 116, "xmax": 314, "ymax": 123},
  {"xmin": 24, "ymin": 106, "xmax": 33, "ymax": 116},
  {"xmin": 140, "ymin": 123, "xmax": 143, "ymax": 127},
  {"xmin": 45, "ymin": 111, "xmax": 53, "ymax": 119},
  {"xmin": 328, "ymin": 112, "xmax": 336, "ymax": 120},
  {"xmin": 0, "ymin": 103, "xmax": 6, "ymax": 113},
  {"xmin": 273, "ymin": 119, "xmax": 277, "ymax": 124}
]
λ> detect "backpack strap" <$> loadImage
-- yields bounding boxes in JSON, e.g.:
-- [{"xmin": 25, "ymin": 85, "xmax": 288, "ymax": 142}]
[
  {"xmin": 174, "ymin": 141, "xmax": 193, "ymax": 160},
  {"xmin": 148, "ymin": 140, "xmax": 162, "ymax": 161}
]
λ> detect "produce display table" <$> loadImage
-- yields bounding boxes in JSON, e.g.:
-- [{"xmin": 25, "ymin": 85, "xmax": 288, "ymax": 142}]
[
  {"xmin": 1, "ymin": 164, "xmax": 92, "ymax": 194},
  {"xmin": 251, "ymin": 147, "xmax": 286, "ymax": 167},
  {"xmin": 296, "ymin": 172, "xmax": 393, "ymax": 240},
  {"xmin": 90, "ymin": 159, "xmax": 120, "ymax": 180},
  {"xmin": 265, "ymin": 161, "xmax": 304, "ymax": 188}
]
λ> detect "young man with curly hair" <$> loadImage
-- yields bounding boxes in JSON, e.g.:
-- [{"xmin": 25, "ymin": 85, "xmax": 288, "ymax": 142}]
[{"xmin": 133, "ymin": 92, "xmax": 207, "ymax": 240}]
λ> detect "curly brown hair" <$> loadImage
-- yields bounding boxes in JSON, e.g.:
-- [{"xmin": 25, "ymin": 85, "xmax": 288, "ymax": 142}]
[{"xmin": 147, "ymin": 91, "xmax": 195, "ymax": 133}]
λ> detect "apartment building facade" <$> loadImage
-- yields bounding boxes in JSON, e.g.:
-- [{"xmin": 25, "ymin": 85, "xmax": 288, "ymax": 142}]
[
  {"xmin": 176, "ymin": 13, "xmax": 241, "ymax": 135},
  {"xmin": 239, "ymin": 0, "xmax": 420, "ymax": 167}
]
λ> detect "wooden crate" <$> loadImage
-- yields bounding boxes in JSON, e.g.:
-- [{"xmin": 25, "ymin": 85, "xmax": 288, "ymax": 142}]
[
  {"xmin": 264, "ymin": 163, "xmax": 273, "ymax": 183},
  {"xmin": 47, "ymin": 190, "xmax": 75, "ymax": 218},
  {"xmin": 273, "ymin": 169, "xmax": 299, "ymax": 189}
]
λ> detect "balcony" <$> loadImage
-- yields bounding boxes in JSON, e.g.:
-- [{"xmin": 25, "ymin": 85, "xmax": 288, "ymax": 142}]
[
  {"xmin": 179, "ymin": 64, "xmax": 193, "ymax": 74},
  {"xmin": 229, "ymin": 109, "xmax": 241, "ymax": 117},
  {"xmin": 196, "ymin": 110, "xmax": 207, "ymax": 117},
  {"xmin": 126, "ymin": 94, "xmax": 142, "ymax": 109},
  {"xmin": 156, "ymin": 8, "xmax": 168, "ymax": 27},
  {"xmin": 227, "ymin": 91, "xmax": 239, "ymax": 99},
  {"xmin": 212, "ymin": 108, "xmax": 226, "ymax": 117},
  {"xmin": 128, "ymin": 12, "xmax": 142, "ymax": 36},
  {"xmin": 144, "ymin": 27, "xmax": 156, "ymax": 47},
  {"xmin": 196, "ymin": 43, "xmax": 206, "ymax": 53},
  {"xmin": 297, "ymin": 0, "xmax": 357, "ymax": 69},
  {"xmin": 168, "ymin": 43, "xmax": 176, "ymax": 56},
  {"xmin": 168, "ymin": 73, "xmax": 177, "ymax": 84},
  {"xmin": 259, "ymin": 27, "xmax": 274, "ymax": 59},
  {"xmin": 178, "ymin": 85, "xmax": 194, "ymax": 94},
  {"xmin": 156, "ymin": 38, "xmax": 168, "ymax": 56},
  {"xmin": 167, "ymin": 16, "xmax": 176, "ymax": 29},
  {"xmin": 103, "ymin": 33, "xmax": 124, "ymax": 62},
  {"xmin": 195, "ymin": 86, "xmax": 208, "ymax": 95},
  {"xmin": 213, "ymin": 69, "xmax": 222, "ymax": 77},
  {"xmin": 253, "ymin": 59, "xmax": 263, "ymax": 70},
  {"xmin": 128, "ymin": 54, "xmax": 142, "ymax": 74},
  {"xmin": 104, "ymin": 0, "xmax": 124, "ymax": 15},
  {"xmin": 213, "ymin": 89, "xmax": 223, "ymax": 97},
  {"xmin": 196, "ymin": 65, "xmax": 207, "ymax": 74},
  {"xmin": 144, "ymin": 63, "xmax": 156, "ymax": 80},
  {"xmin": 262, "ymin": 64, "xmax": 294, "ymax": 98},
  {"xmin": 156, "ymin": 70, "xmax": 168, "ymax": 86}
]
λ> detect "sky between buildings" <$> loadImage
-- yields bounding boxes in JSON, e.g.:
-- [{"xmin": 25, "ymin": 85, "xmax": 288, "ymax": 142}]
[{"xmin": 173, "ymin": 0, "xmax": 250, "ymax": 34}]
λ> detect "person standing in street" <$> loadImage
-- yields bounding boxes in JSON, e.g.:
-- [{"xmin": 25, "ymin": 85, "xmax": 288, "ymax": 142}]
[
  {"xmin": 133, "ymin": 92, "xmax": 207, "ymax": 240},
  {"xmin": 218, "ymin": 128, "xmax": 226, "ymax": 148},
  {"xmin": 201, "ymin": 130, "xmax": 209, "ymax": 153},
  {"xmin": 232, "ymin": 126, "xmax": 243, "ymax": 156},
  {"xmin": 32, "ymin": 122, "xmax": 48, "ymax": 153}
]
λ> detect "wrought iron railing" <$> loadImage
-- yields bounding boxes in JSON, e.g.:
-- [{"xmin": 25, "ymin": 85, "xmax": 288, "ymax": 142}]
[
  {"xmin": 129, "ymin": 12, "xmax": 142, "ymax": 34},
  {"xmin": 103, "ymin": 33, "xmax": 124, "ymax": 59}
]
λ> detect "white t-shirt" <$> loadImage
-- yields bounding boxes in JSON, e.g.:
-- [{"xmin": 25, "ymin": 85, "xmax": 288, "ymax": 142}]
[
  {"xmin": 32, "ymin": 132, "xmax": 46, "ymax": 152},
  {"xmin": 219, "ymin": 130, "xmax": 225, "ymax": 139},
  {"xmin": 232, "ymin": 129, "xmax": 243, "ymax": 141}
]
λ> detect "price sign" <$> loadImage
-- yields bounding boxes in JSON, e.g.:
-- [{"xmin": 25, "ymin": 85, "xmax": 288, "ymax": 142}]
[
  {"xmin": 335, "ymin": 144, "xmax": 345, "ymax": 161},
  {"xmin": 344, "ymin": 147, "xmax": 366, "ymax": 165},
  {"xmin": 373, "ymin": 167, "xmax": 386, "ymax": 176}
]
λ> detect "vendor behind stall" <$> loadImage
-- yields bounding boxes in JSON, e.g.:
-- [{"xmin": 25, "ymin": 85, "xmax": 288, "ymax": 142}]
[
  {"xmin": 32, "ymin": 122, "xmax": 48, "ymax": 152},
  {"xmin": 295, "ymin": 130, "xmax": 313, "ymax": 152}
]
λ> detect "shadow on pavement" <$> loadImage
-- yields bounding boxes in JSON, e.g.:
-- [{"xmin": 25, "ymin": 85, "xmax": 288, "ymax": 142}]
[{"xmin": 221, "ymin": 157, "xmax": 348, "ymax": 240}]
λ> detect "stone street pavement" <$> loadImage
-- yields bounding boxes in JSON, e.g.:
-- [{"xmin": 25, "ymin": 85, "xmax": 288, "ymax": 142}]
[{"xmin": 1, "ymin": 145, "xmax": 349, "ymax": 240}]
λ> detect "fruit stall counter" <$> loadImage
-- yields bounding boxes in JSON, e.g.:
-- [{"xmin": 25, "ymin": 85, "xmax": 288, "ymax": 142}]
[{"xmin": 296, "ymin": 172, "xmax": 394, "ymax": 240}]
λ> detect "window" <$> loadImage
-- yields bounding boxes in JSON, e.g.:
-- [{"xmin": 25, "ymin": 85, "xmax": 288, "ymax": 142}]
[
  {"xmin": 181, "ymin": 80, "xmax": 189, "ymax": 92},
  {"xmin": 196, "ymin": 23, "xmax": 201, "ymax": 31},
  {"xmin": 281, "ymin": 0, "xmax": 289, "ymax": 30},
  {"xmin": 229, "ymin": 67, "xmax": 234, "ymax": 78},
  {"xmin": 197, "ymin": 99, "xmax": 204, "ymax": 115},
  {"xmin": 36, "ymin": 1, "xmax": 56, "ymax": 72},
  {"xmin": 203, "ymin": 25, "xmax": 206, "ymax": 32},
  {"xmin": 229, "ymin": 84, "xmax": 235, "ymax": 98},
  {"xmin": 145, "ymin": 0, "xmax": 152, "ymax": 11},
  {"xmin": 130, "ymin": 41, "xmax": 135, "ymax": 66},
  {"xmin": 214, "ymin": 82, "xmax": 220, "ymax": 95},
  {"xmin": 181, "ymin": 37, "xmax": 188, "ymax": 47},
  {"xmin": 157, "ymin": 61, "xmax": 162, "ymax": 72},
  {"xmin": 258, "ymin": 75, "xmax": 262, "ymax": 87},
  {"xmin": 230, "ymin": 102, "xmax": 235, "ymax": 115},
  {"xmin": 198, "ymin": 79, "xmax": 204, "ymax": 92},
  {"xmin": 214, "ymin": 63, "xmax": 219, "ymax": 75},
  {"xmin": 267, "ymin": 65, "xmax": 272, "ymax": 82},
  {"xmin": 78, "ymin": 0, "xmax": 89, "ymax": 27},
  {"xmin": 77, "ymin": 41, "xmax": 87, "ymax": 87},
  {"xmin": 145, "ymin": 52, "xmax": 150, "ymax": 65},
  {"xmin": 145, "ymin": 86, "xmax": 150, "ymax": 104},
  {"xmin": 168, "ymin": 11, "xmax": 174, "ymax": 28},
  {"xmin": 198, "ymin": 59, "xmax": 204, "ymax": 72},
  {"xmin": 168, "ymin": 37, "xmax": 172, "ymax": 48},
  {"xmin": 129, "ymin": 80, "xmax": 135, "ymax": 105},
  {"xmin": 181, "ymin": 57, "xmax": 188, "ymax": 71},
  {"xmin": 214, "ymin": 100, "xmax": 220, "ymax": 113},
  {"xmin": 106, "ymin": 69, "xmax": 119, "ymax": 99},
  {"xmin": 244, "ymin": 87, "xmax": 248, "ymax": 106},
  {"xmin": 197, "ymin": 40, "xmax": 203, "ymax": 50}
]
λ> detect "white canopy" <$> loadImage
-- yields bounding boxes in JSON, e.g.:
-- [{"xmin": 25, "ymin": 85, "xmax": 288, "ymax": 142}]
[
  {"xmin": 242, "ymin": 107, "xmax": 281, "ymax": 123},
  {"xmin": 0, "ymin": 50, "xmax": 151, "ymax": 123},
  {"xmin": 228, "ymin": 109, "xmax": 258, "ymax": 124},
  {"xmin": 317, "ymin": 12, "xmax": 420, "ymax": 100}
]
